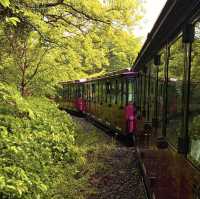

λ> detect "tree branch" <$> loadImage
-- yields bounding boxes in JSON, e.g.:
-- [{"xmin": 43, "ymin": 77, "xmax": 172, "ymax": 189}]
[
  {"xmin": 24, "ymin": 1, "xmax": 111, "ymax": 25},
  {"xmin": 26, "ymin": 49, "xmax": 49, "ymax": 85},
  {"xmin": 45, "ymin": 14, "xmax": 86, "ymax": 34},
  {"xmin": 32, "ymin": 0, "xmax": 64, "ymax": 8},
  {"xmin": 63, "ymin": 3, "xmax": 111, "ymax": 25}
]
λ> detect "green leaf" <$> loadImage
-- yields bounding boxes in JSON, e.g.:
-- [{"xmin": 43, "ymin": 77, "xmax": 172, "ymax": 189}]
[
  {"xmin": 38, "ymin": 183, "xmax": 48, "ymax": 192},
  {"xmin": 0, "ymin": 0, "xmax": 10, "ymax": 8},
  {"xmin": 0, "ymin": 176, "xmax": 6, "ymax": 189},
  {"xmin": 5, "ymin": 17, "xmax": 20, "ymax": 26}
]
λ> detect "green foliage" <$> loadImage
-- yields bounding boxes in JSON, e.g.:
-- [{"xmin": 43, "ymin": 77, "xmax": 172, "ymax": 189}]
[
  {"xmin": 168, "ymin": 37, "xmax": 184, "ymax": 80},
  {"xmin": 0, "ymin": 0, "xmax": 10, "ymax": 8},
  {"xmin": 190, "ymin": 115, "xmax": 200, "ymax": 139},
  {"xmin": 191, "ymin": 23, "xmax": 200, "ymax": 81},
  {"xmin": 0, "ymin": 84, "xmax": 84, "ymax": 199},
  {"xmin": 5, "ymin": 17, "xmax": 20, "ymax": 26},
  {"xmin": 0, "ymin": 0, "xmax": 142, "ymax": 96}
]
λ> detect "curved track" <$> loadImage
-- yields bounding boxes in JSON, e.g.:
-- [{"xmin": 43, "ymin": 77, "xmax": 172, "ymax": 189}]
[{"xmin": 73, "ymin": 116, "xmax": 148, "ymax": 199}]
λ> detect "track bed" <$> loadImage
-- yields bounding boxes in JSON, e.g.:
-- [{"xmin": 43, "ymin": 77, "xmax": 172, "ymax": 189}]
[{"xmin": 73, "ymin": 116, "xmax": 147, "ymax": 199}]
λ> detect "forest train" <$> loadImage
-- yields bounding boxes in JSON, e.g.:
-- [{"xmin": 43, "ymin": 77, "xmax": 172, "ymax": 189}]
[
  {"xmin": 58, "ymin": 68, "xmax": 139, "ymax": 140},
  {"xmin": 58, "ymin": 1, "xmax": 200, "ymax": 198}
]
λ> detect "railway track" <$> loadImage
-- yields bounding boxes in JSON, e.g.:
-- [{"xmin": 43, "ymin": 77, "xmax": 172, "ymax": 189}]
[{"xmin": 73, "ymin": 116, "xmax": 148, "ymax": 199}]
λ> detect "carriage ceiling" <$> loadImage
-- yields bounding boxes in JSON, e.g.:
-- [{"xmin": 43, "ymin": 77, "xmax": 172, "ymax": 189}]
[{"xmin": 133, "ymin": 0, "xmax": 200, "ymax": 71}]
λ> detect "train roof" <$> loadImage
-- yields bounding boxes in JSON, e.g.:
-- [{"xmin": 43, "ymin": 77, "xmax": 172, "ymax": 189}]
[
  {"xmin": 59, "ymin": 68, "xmax": 138, "ymax": 85},
  {"xmin": 133, "ymin": 0, "xmax": 200, "ymax": 71},
  {"xmin": 59, "ymin": 78, "xmax": 87, "ymax": 85},
  {"xmin": 85, "ymin": 71, "xmax": 138, "ymax": 82}
]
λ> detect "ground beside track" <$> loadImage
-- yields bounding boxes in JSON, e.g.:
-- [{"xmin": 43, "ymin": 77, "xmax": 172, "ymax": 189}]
[{"xmin": 73, "ymin": 116, "xmax": 147, "ymax": 199}]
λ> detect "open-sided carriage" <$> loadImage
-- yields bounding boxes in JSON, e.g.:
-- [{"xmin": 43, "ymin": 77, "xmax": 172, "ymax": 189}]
[{"xmin": 58, "ymin": 69, "xmax": 138, "ymax": 137}]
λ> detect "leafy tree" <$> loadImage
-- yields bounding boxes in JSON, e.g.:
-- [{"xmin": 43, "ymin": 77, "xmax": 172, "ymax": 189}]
[
  {"xmin": 0, "ymin": 0, "xmax": 142, "ymax": 96},
  {"xmin": 0, "ymin": 83, "xmax": 86, "ymax": 199}
]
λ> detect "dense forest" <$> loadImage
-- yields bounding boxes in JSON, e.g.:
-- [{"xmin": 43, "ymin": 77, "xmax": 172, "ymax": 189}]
[{"xmin": 0, "ymin": 0, "xmax": 143, "ymax": 198}]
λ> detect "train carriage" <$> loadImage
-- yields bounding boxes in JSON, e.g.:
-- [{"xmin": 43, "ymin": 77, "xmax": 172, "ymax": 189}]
[
  {"xmin": 59, "ymin": 69, "xmax": 138, "ymax": 137},
  {"xmin": 132, "ymin": 12, "xmax": 200, "ymax": 199},
  {"xmin": 58, "ymin": 79, "xmax": 86, "ymax": 114}
]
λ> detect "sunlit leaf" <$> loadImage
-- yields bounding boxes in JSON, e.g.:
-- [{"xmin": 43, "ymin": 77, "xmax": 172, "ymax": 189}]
[
  {"xmin": 0, "ymin": 0, "xmax": 10, "ymax": 8},
  {"xmin": 5, "ymin": 17, "xmax": 20, "ymax": 26}
]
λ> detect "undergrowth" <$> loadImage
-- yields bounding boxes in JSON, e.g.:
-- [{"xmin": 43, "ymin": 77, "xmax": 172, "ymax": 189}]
[{"xmin": 0, "ymin": 83, "xmax": 85, "ymax": 199}]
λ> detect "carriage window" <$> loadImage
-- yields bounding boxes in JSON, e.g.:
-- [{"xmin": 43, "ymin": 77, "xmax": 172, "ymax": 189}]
[
  {"xmin": 157, "ymin": 80, "xmax": 164, "ymax": 121},
  {"xmin": 63, "ymin": 85, "xmax": 66, "ymax": 100},
  {"xmin": 128, "ymin": 79, "xmax": 134, "ymax": 103},
  {"xmin": 100, "ymin": 81, "xmax": 103, "ymax": 104},
  {"xmin": 86, "ymin": 84, "xmax": 88, "ymax": 100},
  {"xmin": 188, "ymin": 22, "xmax": 200, "ymax": 168},
  {"xmin": 83, "ymin": 84, "xmax": 86, "ymax": 99},
  {"xmin": 63, "ymin": 85, "xmax": 67, "ymax": 100},
  {"xmin": 115, "ymin": 80, "xmax": 118, "ymax": 104},
  {"xmin": 89, "ymin": 84, "xmax": 92, "ymax": 101},
  {"xmin": 95, "ymin": 82, "xmax": 97, "ymax": 102},
  {"xmin": 142, "ymin": 73, "xmax": 147, "ymax": 115},
  {"xmin": 97, "ymin": 81, "xmax": 100, "ymax": 103},
  {"xmin": 74, "ymin": 85, "xmax": 76, "ymax": 99},
  {"xmin": 82, "ymin": 84, "xmax": 85, "ymax": 99},
  {"xmin": 68, "ymin": 85, "xmax": 70, "ymax": 100},
  {"xmin": 71, "ymin": 85, "xmax": 73, "ymax": 99},
  {"xmin": 150, "ymin": 63, "xmax": 157, "ymax": 120},
  {"xmin": 109, "ymin": 81, "xmax": 112, "ymax": 105},
  {"xmin": 67, "ymin": 85, "xmax": 70, "ymax": 100},
  {"xmin": 105, "ymin": 82, "xmax": 108, "ymax": 103},
  {"xmin": 166, "ymin": 37, "xmax": 184, "ymax": 147},
  {"xmin": 80, "ymin": 85, "xmax": 83, "ymax": 98},
  {"xmin": 118, "ymin": 80, "xmax": 122, "ymax": 106},
  {"xmin": 69, "ymin": 85, "xmax": 72, "ymax": 100},
  {"xmin": 111, "ymin": 80, "xmax": 115, "ymax": 105},
  {"xmin": 70, "ymin": 85, "xmax": 72, "ymax": 100},
  {"xmin": 85, "ymin": 84, "xmax": 87, "ymax": 100},
  {"xmin": 120, "ymin": 80, "xmax": 124, "ymax": 107},
  {"xmin": 76, "ymin": 85, "xmax": 78, "ymax": 98},
  {"xmin": 102, "ymin": 81, "xmax": 106, "ymax": 103},
  {"xmin": 79, "ymin": 85, "xmax": 81, "ymax": 98},
  {"xmin": 140, "ymin": 74, "xmax": 144, "ymax": 111},
  {"xmin": 90, "ymin": 83, "xmax": 92, "ymax": 101},
  {"xmin": 149, "ymin": 77, "xmax": 155, "ymax": 121},
  {"xmin": 123, "ymin": 80, "xmax": 127, "ymax": 106},
  {"xmin": 73, "ymin": 85, "xmax": 75, "ymax": 99},
  {"xmin": 158, "ymin": 53, "xmax": 165, "ymax": 79},
  {"xmin": 98, "ymin": 81, "xmax": 101, "ymax": 103},
  {"xmin": 92, "ymin": 83, "xmax": 96, "ymax": 102},
  {"xmin": 87, "ymin": 84, "xmax": 90, "ymax": 101},
  {"xmin": 135, "ymin": 78, "xmax": 138, "ymax": 105},
  {"xmin": 146, "ymin": 69, "xmax": 151, "ymax": 121},
  {"xmin": 71, "ymin": 85, "xmax": 73, "ymax": 100},
  {"xmin": 141, "ymin": 74, "xmax": 145, "ymax": 111},
  {"xmin": 137, "ymin": 75, "xmax": 140, "ymax": 108},
  {"xmin": 157, "ymin": 52, "xmax": 165, "ymax": 126},
  {"xmin": 106, "ymin": 81, "xmax": 111, "ymax": 104},
  {"xmin": 138, "ymin": 74, "xmax": 142, "ymax": 110}
]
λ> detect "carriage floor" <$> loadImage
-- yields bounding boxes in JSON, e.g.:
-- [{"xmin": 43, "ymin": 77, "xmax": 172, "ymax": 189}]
[{"xmin": 137, "ymin": 133, "xmax": 200, "ymax": 199}]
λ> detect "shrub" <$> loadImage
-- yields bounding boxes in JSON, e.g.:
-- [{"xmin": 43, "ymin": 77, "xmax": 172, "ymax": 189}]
[{"xmin": 0, "ymin": 83, "xmax": 84, "ymax": 199}]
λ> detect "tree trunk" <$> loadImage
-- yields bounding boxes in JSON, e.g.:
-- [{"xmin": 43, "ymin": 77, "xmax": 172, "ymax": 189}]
[{"xmin": 20, "ymin": 65, "xmax": 26, "ymax": 97}]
